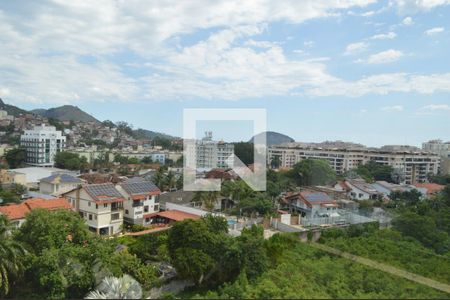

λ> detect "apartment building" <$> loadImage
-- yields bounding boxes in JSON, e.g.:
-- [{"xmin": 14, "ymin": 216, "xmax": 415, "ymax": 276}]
[
  {"xmin": 268, "ymin": 143, "xmax": 440, "ymax": 184},
  {"xmin": 63, "ymin": 183, "xmax": 124, "ymax": 235},
  {"xmin": 20, "ymin": 124, "xmax": 66, "ymax": 167},
  {"xmin": 192, "ymin": 132, "xmax": 234, "ymax": 169},
  {"xmin": 116, "ymin": 179, "xmax": 161, "ymax": 226},
  {"xmin": 422, "ymin": 139, "xmax": 450, "ymax": 174}
]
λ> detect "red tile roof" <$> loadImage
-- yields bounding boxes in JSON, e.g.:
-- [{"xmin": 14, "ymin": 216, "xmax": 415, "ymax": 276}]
[
  {"xmin": 0, "ymin": 198, "xmax": 72, "ymax": 220},
  {"xmin": 414, "ymin": 183, "xmax": 445, "ymax": 196}
]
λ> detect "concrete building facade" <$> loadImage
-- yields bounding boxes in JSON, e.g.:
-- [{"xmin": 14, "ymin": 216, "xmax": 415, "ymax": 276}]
[
  {"xmin": 20, "ymin": 125, "xmax": 66, "ymax": 167},
  {"xmin": 269, "ymin": 144, "xmax": 440, "ymax": 185}
]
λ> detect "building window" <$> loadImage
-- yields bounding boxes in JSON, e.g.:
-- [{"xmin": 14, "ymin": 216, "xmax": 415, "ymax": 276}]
[
  {"xmin": 96, "ymin": 204, "xmax": 98, "ymax": 209},
  {"xmin": 111, "ymin": 213, "xmax": 120, "ymax": 221},
  {"xmin": 89, "ymin": 214, "xmax": 92, "ymax": 220},
  {"xmin": 104, "ymin": 203, "xmax": 108, "ymax": 208},
  {"xmin": 125, "ymin": 209, "xmax": 129, "ymax": 214},
  {"xmin": 144, "ymin": 206, "xmax": 149, "ymax": 213},
  {"xmin": 154, "ymin": 204, "xmax": 159, "ymax": 211},
  {"xmin": 88, "ymin": 202, "xmax": 91, "ymax": 207}
]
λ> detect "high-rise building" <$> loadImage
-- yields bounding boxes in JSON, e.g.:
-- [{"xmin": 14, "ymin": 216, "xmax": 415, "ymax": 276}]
[
  {"xmin": 194, "ymin": 132, "xmax": 234, "ymax": 169},
  {"xmin": 20, "ymin": 124, "xmax": 66, "ymax": 167},
  {"xmin": 268, "ymin": 143, "xmax": 440, "ymax": 185}
]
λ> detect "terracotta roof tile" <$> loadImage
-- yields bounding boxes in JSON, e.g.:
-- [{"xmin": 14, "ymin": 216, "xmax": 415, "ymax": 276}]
[{"xmin": 0, "ymin": 198, "xmax": 72, "ymax": 220}]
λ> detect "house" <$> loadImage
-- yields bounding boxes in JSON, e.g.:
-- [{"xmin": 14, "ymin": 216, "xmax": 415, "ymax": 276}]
[
  {"xmin": 371, "ymin": 181, "xmax": 425, "ymax": 199},
  {"xmin": 0, "ymin": 169, "xmax": 27, "ymax": 186},
  {"xmin": 335, "ymin": 179, "xmax": 379, "ymax": 201},
  {"xmin": 63, "ymin": 183, "xmax": 125, "ymax": 235},
  {"xmin": 39, "ymin": 174, "xmax": 83, "ymax": 196},
  {"xmin": 414, "ymin": 183, "xmax": 445, "ymax": 197},
  {"xmin": 284, "ymin": 191, "xmax": 339, "ymax": 218},
  {"xmin": 0, "ymin": 198, "xmax": 72, "ymax": 228},
  {"xmin": 116, "ymin": 179, "xmax": 161, "ymax": 226}
]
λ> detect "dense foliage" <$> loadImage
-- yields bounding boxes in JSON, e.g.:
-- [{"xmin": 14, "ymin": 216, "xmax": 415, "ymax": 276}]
[
  {"xmin": 233, "ymin": 142, "xmax": 254, "ymax": 165},
  {"xmin": 54, "ymin": 151, "xmax": 88, "ymax": 171},
  {"xmin": 356, "ymin": 161, "xmax": 395, "ymax": 183},
  {"xmin": 6, "ymin": 209, "xmax": 158, "ymax": 299},
  {"xmin": 186, "ymin": 233, "xmax": 448, "ymax": 299},
  {"xmin": 320, "ymin": 227, "xmax": 450, "ymax": 284},
  {"xmin": 167, "ymin": 216, "xmax": 268, "ymax": 287},
  {"xmin": 288, "ymin": 158, "xmax": 337, "ymax": 186},
  {"xmin": 5, "ymin": 148, "xmax": 26, "ymax": 169}
]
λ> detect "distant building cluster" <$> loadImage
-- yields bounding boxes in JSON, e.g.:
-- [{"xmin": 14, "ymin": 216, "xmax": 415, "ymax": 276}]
[{"xmin": 268, "ymin": 142, "xmax": 441, "ymax": 184}]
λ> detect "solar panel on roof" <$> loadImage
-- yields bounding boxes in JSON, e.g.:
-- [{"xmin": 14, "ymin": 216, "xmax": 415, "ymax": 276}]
[
  {"xmin": 121, "ymin": 181, "xmax": 159, "ymax": 195},
  {"xmin": 302, "ymin": 192, "xmax": 331, "ymax": 202},
  {"xmin": 85, "ymin": 183, "xmax": 123, "ymax": 199}
]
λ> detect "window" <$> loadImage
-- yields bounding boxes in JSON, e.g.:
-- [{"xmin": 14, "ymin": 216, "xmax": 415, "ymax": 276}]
[
  {"xmin": 144, "ymin": 206, "xmax": 149, "ymax": 213},
  {"xmin": 96, "ymin": 204, "xmax": 98, "ymax": 209},
  {"xmin": 145, "ymin": 218, "xmax": 150, "ymax": 223},
  {"xmin": 154, "ymin": 204, "xmax": 159, "ymax": 211},
  {"xmin": 111, "ymin": 213, "xmax": 120, "ymax": 221},
  {"xmin": 104, "ymin": 203, "xmax": 108, "ymax": 208},
  {"xmin": 88, "ymin": 202, "xmax": 91, "ymax": 207},
  {"xmin": 89, "ymin": 214, "xmax": 92, "ymax": 220},
  {"xmin": 125, "ymin": 209, "xmax": 129, "ymax": 214}
]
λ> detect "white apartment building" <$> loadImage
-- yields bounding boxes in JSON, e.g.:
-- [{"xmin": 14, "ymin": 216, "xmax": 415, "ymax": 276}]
[
  {"xmin": 269, "ymin": 144, "xmax": 440, "ymax": 185},
  {"xmin": 116, "ymin": 179, "xmax": 161, "ymax": 226},
  {"xmin": 193, "ymin": 132, "xmax": 234, "ymax": 169},
  {"xmin": 422, "ymin": 139, "xmax": 450, "ymax": 174},
  {"xmin": 63, "ymin": 183, "xmax": 124, "ymax": 235},
  {"xmin": 20, "ymin": 124, "xmax": 66, "ymax": 167}
]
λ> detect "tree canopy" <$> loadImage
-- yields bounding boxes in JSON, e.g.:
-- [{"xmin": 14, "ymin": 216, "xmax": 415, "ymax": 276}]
[{"xmin": 288, "ymin": 158, "xmax": 336, "ymax": 186}]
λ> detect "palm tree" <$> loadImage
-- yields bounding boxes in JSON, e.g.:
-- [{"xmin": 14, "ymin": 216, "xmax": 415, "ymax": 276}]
[
  {"xmin": 192, "ymin": 191, "xmax": 219, "ymax": 212},
  {"xmin": 0, "ymin": 215, "xmax": 25, "ymax": 296},
  {"xmin": 85, "ymin": 275, "xmax": 142, "ymax": 299}
]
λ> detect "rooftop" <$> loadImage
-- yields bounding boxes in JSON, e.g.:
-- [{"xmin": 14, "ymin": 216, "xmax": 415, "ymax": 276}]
[
  {"xmin": 152, "ymin": 210, "xmax": 200, "ymax": 222},
  {"xmin": 40, "ymin": 173, "xmax": 82, "ymax": 184},
  {"xmin": 120, "ymin": 180, "xmax": 160, "ymax": 197},
  {"xmin": 0, "ymin": 198, "xmax": 72, "ymax": 220},
  {"xmin": 84, "ymin": 183, "xmax": 125, "ymax": 204}
]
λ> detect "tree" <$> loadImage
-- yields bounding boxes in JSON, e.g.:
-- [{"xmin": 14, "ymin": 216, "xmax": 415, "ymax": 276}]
[
  {"xmin": 236, "ymin": 225, "xmax": 269, "ymax": 279},
  {"xmin": 141, "ymin": 156, "xmax": 153, "ymax": 164},
  {"xmin": 0, "ymin": 215, "xmax": 25, "ymax": 296},
  {"xmin": 85, "ymin": 275, "xmax": 142, "ymax": 299},
  {"xmin": 289, "ymin": 158, "xmax": 336, "ymax": 186},
  {"xmin": 356, "ymin": 161, "xmax": 394, "ymax": 183},
  {"xmin": 164, "ymin": 171, "xmax": 176, "ymax": 190},
  {"xmin": 16, "ymin": 209, "xmax": 91, "ymax": 255},
  {"xmin": 392, "ymin": 211, "xmax": 450, "ymax": 254},
  {"xmin": 192, "ymin": 191, "xmax": 219, "ymax": 212},
  {"xmin": 167, "ymin": 217, "xmax": 240, "ymax": 286},
  {"xmin": 54, "ymin": 151, "xmax": 88, "ymax": 171},
  {"xmin": 233, "ymin": 142, "xmax": 254, "ymax": 165},
  {"xmin": 5, "ymin": 148, "xmax": 26, "ymax": 169}
]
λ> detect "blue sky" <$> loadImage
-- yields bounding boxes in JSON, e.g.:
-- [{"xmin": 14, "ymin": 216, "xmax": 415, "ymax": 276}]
[{"xmin": 1, "ymin": 0, "xmax": 450, "ymax": 146}]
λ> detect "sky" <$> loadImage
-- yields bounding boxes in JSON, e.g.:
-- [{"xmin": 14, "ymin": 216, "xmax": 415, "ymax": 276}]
[{"xmin": 1, "ymin": 0, "xmax": 450, "ymax": 147}]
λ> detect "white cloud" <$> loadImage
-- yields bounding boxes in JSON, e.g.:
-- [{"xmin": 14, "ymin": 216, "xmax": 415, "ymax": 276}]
[
  {"xmin": 421, "ymin": 104, "xmax": 450, "ymax": 111},
  {"xmin": 309, "ymin": 73, "xmax": 450, "ymax": 97},
  {"xmin": 381, "ymin": 105, "xmax": 403, "ymax": 112},
  {"xmin": 367, "ymin": 49, "xmax": 403, "ymax": 64},
  {"xmin": 425, "ymin": 27, "xmax": 445, "ymax": 36},
  {"xmin": 402, "ymin": 16, "xmax": 413, "ymax": 26},
  {"xmin": 391, "ymin": 0, "xmax": 450, "ymax": 12},
  {"xmin": 0, "ymin": 0, "xmax": 378, "ymax": 104},
  {"xmin": 370, "ymin": 32, "xmax": 397, "ymax": 40},
  {"xmin": 345, "ymin": 42, "xmax": 369, "ymax": 55}
]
